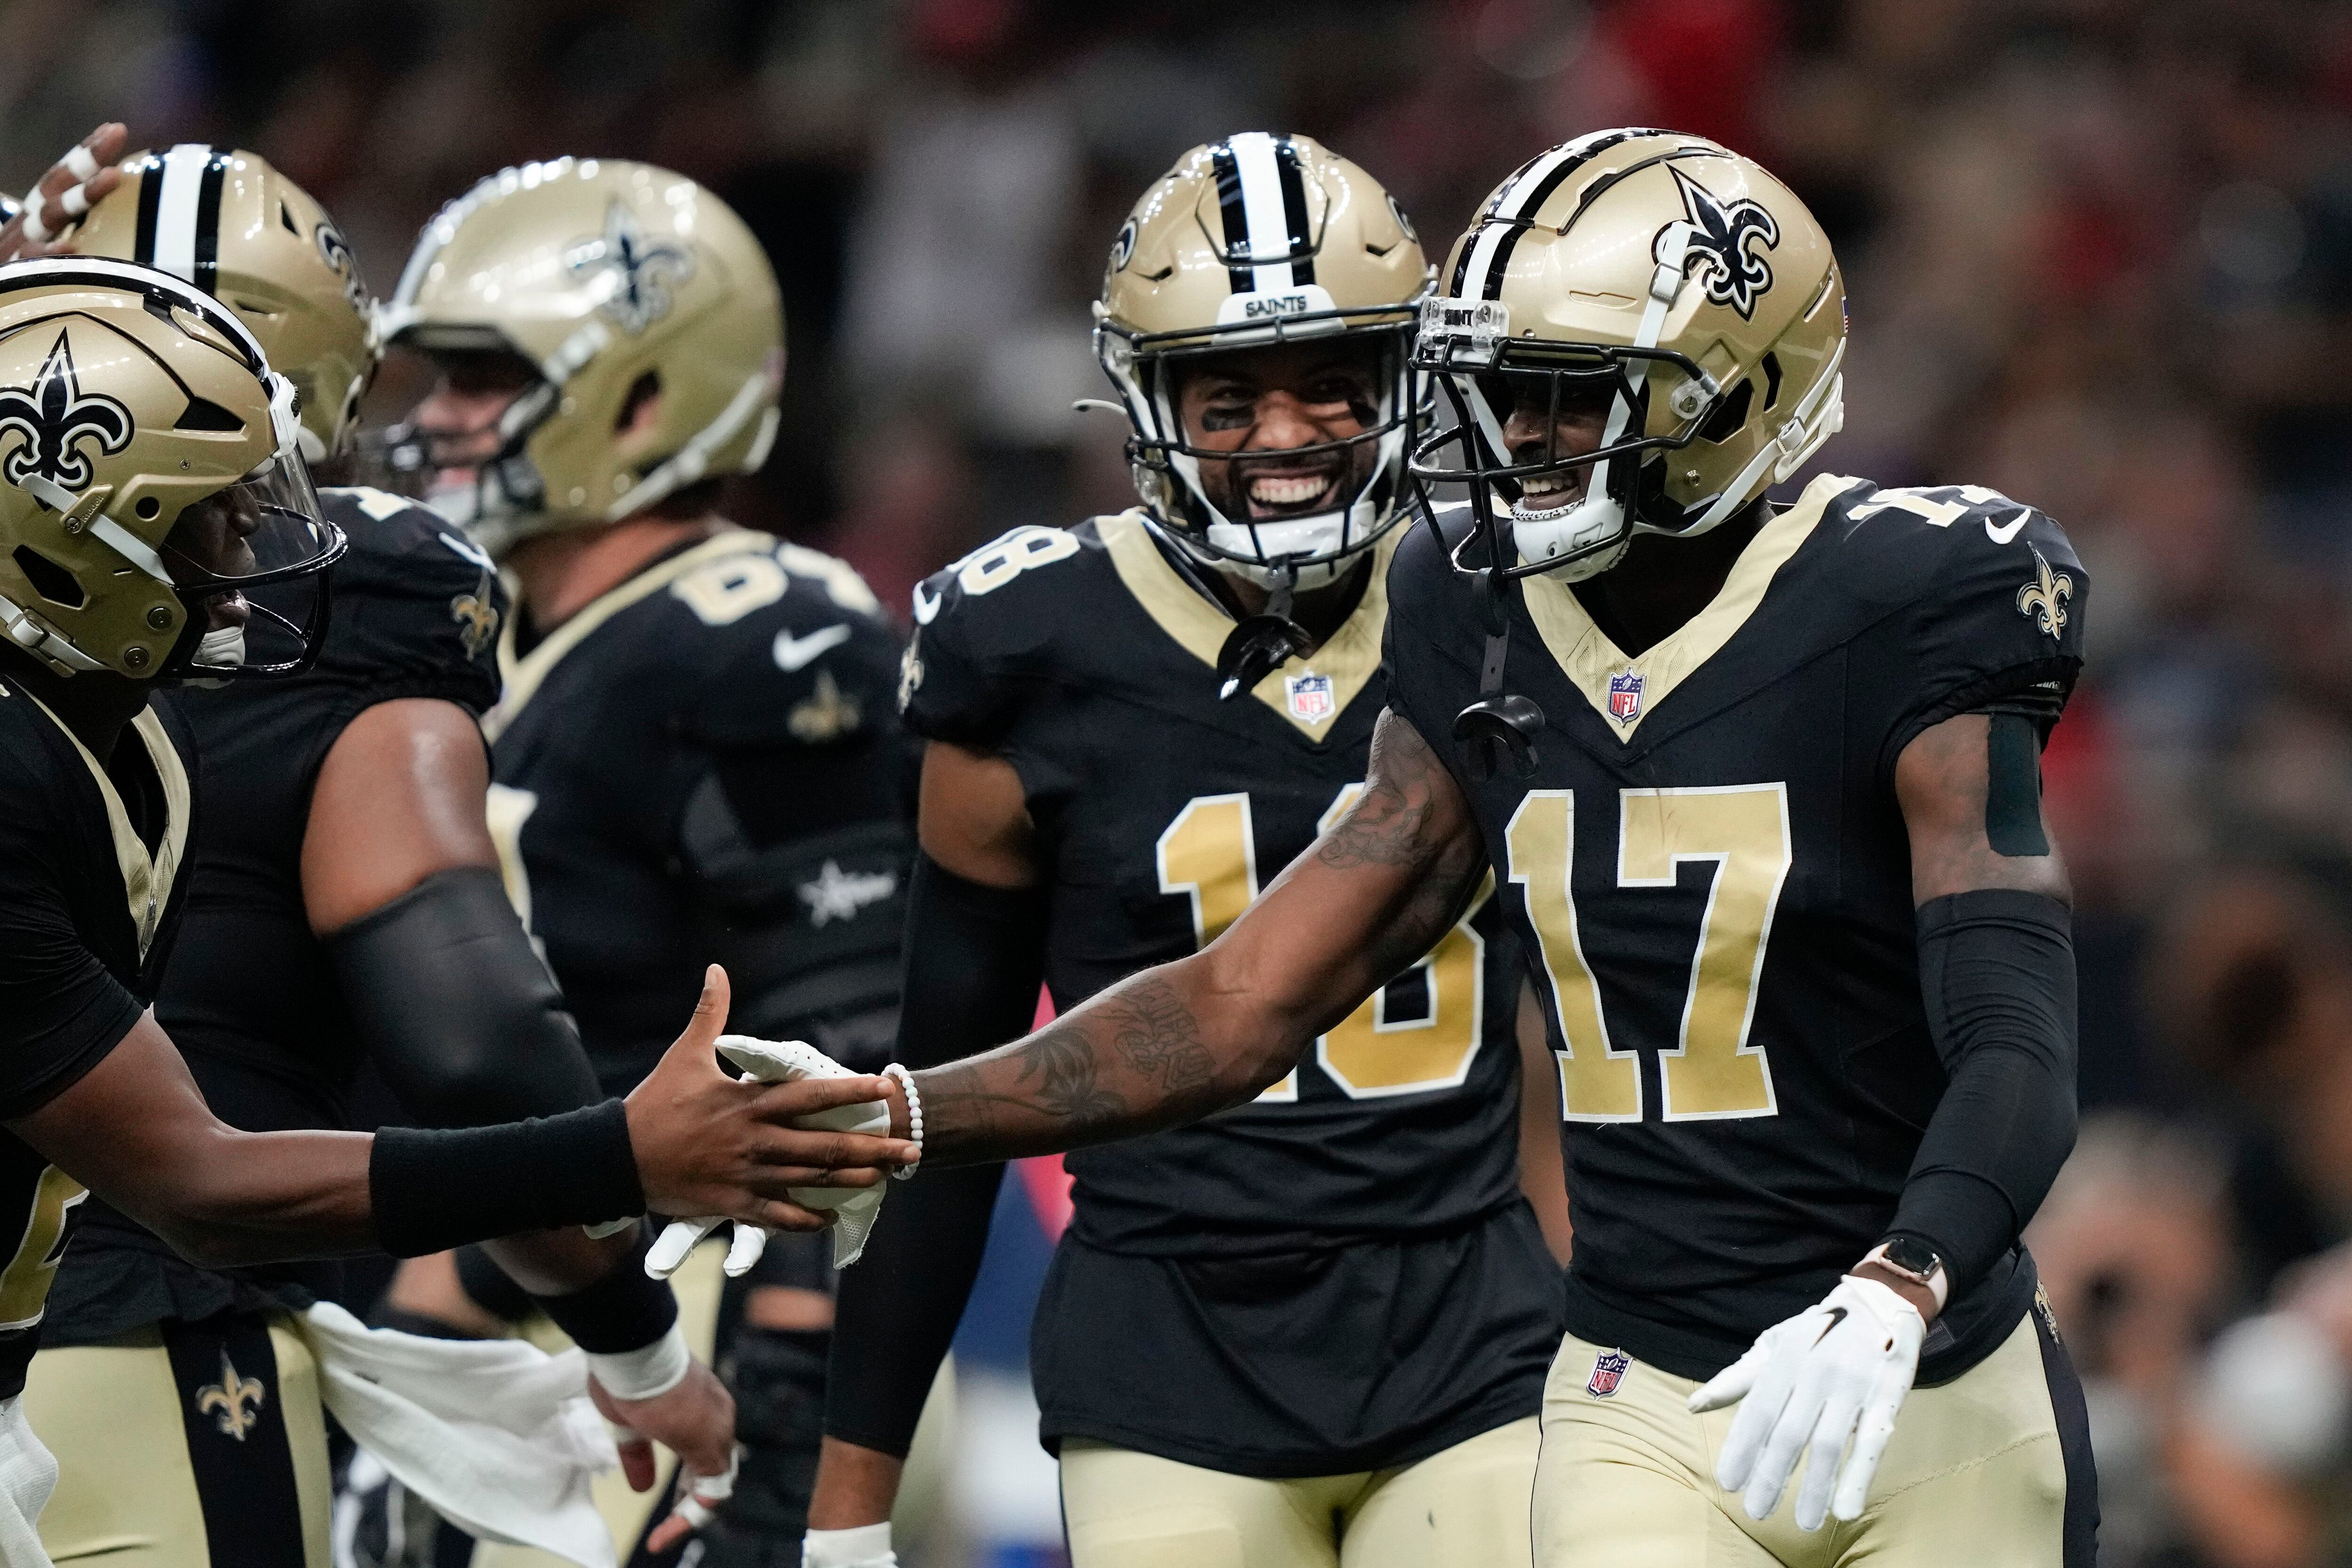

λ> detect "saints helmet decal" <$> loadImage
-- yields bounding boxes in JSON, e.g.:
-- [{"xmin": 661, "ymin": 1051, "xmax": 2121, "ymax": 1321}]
[{"xmin": 0, "ymin": 334, "xmax": 133, "ymax": 493}]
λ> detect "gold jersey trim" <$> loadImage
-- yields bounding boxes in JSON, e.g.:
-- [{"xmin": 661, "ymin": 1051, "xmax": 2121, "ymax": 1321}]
[
  {"xmin": 14, "ymin": 693, "xmax": 189, "ymax": 959},
  {"xmin": 485, "ymin": 527, "xmax": 777, "ymax": 742},
  {"xmin": 1097, "ymin": 509, "xmax": 1396, "ymax": 741},
  {"xmin": 1518, "ymin": 473, "xmax": 1852, "ymax": 740}
]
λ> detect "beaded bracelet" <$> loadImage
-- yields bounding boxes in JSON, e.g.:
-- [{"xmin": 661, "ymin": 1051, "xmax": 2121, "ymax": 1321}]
[{"xmin": 881, "ymin": 1063, "xmax": 923, "ymax": 1179}]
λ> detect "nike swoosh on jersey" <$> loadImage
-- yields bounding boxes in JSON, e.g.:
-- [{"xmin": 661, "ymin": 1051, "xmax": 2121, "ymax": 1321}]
[
  {"xmin": 1984, "ymin": 510, "xmax": 2030, "ymax": 544},
  {"xmin": 912, "ymin": 581, "xmax": 943, "ymax": 625},
  {"xmin": 773, "ymin": 622, "xmax": 853, "ymax": 673}
]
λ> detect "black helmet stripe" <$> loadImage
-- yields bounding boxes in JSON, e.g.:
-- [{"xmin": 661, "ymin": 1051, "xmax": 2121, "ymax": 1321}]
[
  {"xmin": 1275, "ymin": 137, "xmax": 1315, "ymax": 287},
  {"xmin": 1211, "ymin": 132, "xmax": 1313, "ymax": 295},
  {"xmin": 1211, "ymin": 142, "xmax": 1253, "ymax": 294},
  {"xmin": 1462, "ymin": 127, "xmax": 1669, "ymax": 301},
  {"xmin": 135, "ymin": 145, "xmax": 230, "ymax": 295}
]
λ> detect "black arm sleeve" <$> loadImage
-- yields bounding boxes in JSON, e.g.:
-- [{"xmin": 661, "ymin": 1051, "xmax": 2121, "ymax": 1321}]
[
  {"xmin": 1884, "ymin": 889, "xmax": 2079, "ymax": 1293},
  {"xmin": 326, "ymin": 866, "xmax": 601, "ymax": 1126},
  {"xmin": 823, "ymin": 852, "xmax": 1048, "ymax": 1457}
]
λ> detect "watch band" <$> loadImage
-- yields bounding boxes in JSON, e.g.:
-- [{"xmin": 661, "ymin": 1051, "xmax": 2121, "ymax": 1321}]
[{"xmin": 1860, "ymin": 1238, "xmax": 1949, "ymax": 1311}]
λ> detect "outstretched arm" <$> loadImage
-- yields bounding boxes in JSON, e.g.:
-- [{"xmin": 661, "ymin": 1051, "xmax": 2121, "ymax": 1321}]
[{"xmin": 903, "ymin": 709, "xmax": 1487, "ymax": 1164}]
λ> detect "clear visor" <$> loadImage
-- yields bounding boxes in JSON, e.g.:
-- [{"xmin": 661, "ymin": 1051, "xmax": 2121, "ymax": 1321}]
[{"xmin": 159, "ymin": 449, "xmax": 346, "ymax": 680}]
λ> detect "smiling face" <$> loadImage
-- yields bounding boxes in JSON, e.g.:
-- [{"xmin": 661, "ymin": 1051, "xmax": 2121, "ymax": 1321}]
[
  {"xmin": 1174, "ymin": 338, "xmax": 1384, "ymax": 525},
  {"xmin": 1497, "ymin": 371, "xmax": 1618, "ymax": 517}
]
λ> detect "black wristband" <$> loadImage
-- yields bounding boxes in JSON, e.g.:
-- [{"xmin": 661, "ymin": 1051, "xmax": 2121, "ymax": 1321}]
[
  {"xmin": 369, "ymin": 1100, "xmax": 644, "ymax": 1258},
  {"xmin": 529, "ymin": 1229, "xmax": 679, "ymax": 1354}
]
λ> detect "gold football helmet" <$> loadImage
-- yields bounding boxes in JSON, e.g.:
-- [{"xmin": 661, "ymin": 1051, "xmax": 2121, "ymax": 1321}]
[
  {"xmin": 374, "ymin": 158, "xmax": 784, "ymax": 558},
  {"xmin": 0, "ymin": 258, "xmax": 341, "ymax": 680},
  {"xmin": 1097, "ymin": 132, "xmax": 1431, "ymax": 588},
  {"xmin": 66, "ymin": 146, "xmax": 376, "ymax": 462},
  {"xmin": 1411, "ymin": 129, "xmax": 1846, "ymax": 582}
]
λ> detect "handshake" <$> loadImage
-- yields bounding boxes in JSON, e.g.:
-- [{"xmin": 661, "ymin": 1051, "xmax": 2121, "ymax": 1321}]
[{"xmin": 644, "ymin": 1035, "xmax": 911, "ymax": 1280}]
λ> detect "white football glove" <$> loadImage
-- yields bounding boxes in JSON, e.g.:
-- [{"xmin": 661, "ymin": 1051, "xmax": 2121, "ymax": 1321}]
[
  {"xmin": 1686, "ymin": 1274, "xmax": 1926, "ymax": 1530},
  {"xmin": 646, "ymin": 1036, "xmax": 893, "ymax": 1278}
]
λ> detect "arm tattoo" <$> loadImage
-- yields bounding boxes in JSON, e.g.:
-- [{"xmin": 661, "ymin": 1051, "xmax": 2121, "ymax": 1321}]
[
  {"xmin": 1100, "ymin": 978, "xmax": 1215, "ymax": 1093},
  {"xmin": 1318, "ymin": 712, "xmax": 1448, "ymax": 870},
  {"xmin": 914, "ymin": 979, "xmax": 1224, "ymax": 1162}
]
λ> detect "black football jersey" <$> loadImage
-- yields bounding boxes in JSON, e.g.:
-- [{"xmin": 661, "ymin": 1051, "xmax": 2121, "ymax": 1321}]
[
  {"xmin": 1383, "ymin": 475, "xmax": 2090, "ymax": 1385},
  {"xmin": 0, "ymin": 678, "xmax": 193, "ymax": 1396},
  {"xmin": 487, "ymin": 529, "xmax": 912, "ymax": 1094},
  {"xmin": 46, "ymin": 486, "xmax": 505, "ymax": 1346},
  {"xmin": 901, "ymin": 512, "xmax": 1531, "ymax": 1251}
]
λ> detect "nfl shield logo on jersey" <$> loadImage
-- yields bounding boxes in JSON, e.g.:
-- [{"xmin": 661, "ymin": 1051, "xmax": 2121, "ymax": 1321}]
[
  {"xmin": 1607, "ymin": 670, "xmax": 1645, "ymax": 724},
  {"xmin": 1287, "ymin": 671, "xmax": 1335, "ymax": 724},
  {"xmin": 1587, "ymin": 1349, "xmax": 1631, "ymax": 1398}
]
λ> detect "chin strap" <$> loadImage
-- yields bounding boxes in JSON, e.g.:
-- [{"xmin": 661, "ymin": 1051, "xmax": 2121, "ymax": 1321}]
[
  {"xmin": 1215, "ymin": 565, "xmax": 1311, "ymax": 700},
  {"xmin": 1450, "ymin": 566, "xmax": 1543, "ymax": 780}
]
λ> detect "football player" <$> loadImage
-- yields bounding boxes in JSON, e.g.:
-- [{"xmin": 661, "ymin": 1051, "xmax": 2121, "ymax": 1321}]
[
  {"xmin": 373, "ymin": 158, "xmax": 914, "ymax": 1561},
  {"xmin": 844, "ymin": 131, "xmax": 2095, "ymax": 1567},
  {"xmin": 0, "ymin": 258, "xmax": 910, "ymax": 1565},
  {"xmin": 806, "ymin": 135, "xmax": 1565, "ymax": 1568},
  {"xmin": 18, "ymin": 147, "xmax": 741, "ymax": 1563}
]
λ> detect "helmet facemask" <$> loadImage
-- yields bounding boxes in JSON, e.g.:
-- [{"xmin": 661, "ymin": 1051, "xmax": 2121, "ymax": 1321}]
[
  {"xmin": 158, "ymin": 373, "xmax": 345, "ymax": 683},
  {"xmin": 1101, "ymin": 303, "xmax": 1422, "ymax": 593}
]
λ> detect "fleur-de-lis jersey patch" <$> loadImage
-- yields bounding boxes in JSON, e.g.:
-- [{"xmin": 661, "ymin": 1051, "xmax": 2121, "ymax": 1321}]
[{"xmin": 2016, "ymin": 546, "xmax": 2074, "ymax": 639}]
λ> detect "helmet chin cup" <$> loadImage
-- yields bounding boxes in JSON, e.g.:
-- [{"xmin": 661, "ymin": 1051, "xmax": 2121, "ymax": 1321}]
[
  {"xmin": 1453, "ymin": 693, "xmax": 1545, "ymax": 780},
  {"xmin": 1513, "ymin": 487, "xmax": 1632, "ymax": 583},
  {"xmin": 1216, "ymin": 613, "xmax": 1314, "ymax": 700}
]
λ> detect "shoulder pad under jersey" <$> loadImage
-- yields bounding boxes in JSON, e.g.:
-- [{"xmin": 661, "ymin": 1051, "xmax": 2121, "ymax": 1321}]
[
  {"xmin": 898, "ymin": 522, "xmax": 1100, "ymax": 748},
  {"xmin": 1825, "ymin": 479, "xmax": 2090, "ymax": 733},
  {"xmin": 311, "ymin": 486, "xmax": 504, "ymax": 709},
  {"xmin": 663, "ymin": 535, "xmax": 904, "ymax": 751}
]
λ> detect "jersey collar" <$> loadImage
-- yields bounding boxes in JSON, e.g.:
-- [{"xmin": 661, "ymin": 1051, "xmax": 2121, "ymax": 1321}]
[
  {"xmin": 14, "ymin": 692, "xmax": 189, "ymax": 960},
  {"xmin": 1098, "ymin": 509, "xmax": 1395, "ymax": 741},
  {"xmin": 1517, "ymin": 474, "xmax": 1850, "ymax": 741},
  {"xmin": 485, "ymin": 528, "xmax": 777, "ymax": 743}
]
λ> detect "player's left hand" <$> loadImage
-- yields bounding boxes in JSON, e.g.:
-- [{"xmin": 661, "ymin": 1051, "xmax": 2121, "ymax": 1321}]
[
  {"xmin": 0, "ymin": 122, "xmax": 127, "ymax": 262},
  {"xmin": 588, "ymin": 1358, "xmax": 739, "ymax": 1550},
  {"xmin": 1687, "ymin": 1274, "xmax": 1925, "ymax": 1530}
]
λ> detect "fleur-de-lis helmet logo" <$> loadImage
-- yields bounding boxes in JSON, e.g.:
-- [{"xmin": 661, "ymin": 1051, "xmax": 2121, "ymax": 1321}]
[
  {"xmin": 314, "ymin": 220, "xmax": 369, "ymax": 311},
  {"xmin": 1665, "ymin": 165, "xmax": 1780, "ymax": 321},
  {"xmin": 565, "ymin": 201, "xmax": 696, "ymax": 334},
  {"xmin": 0, "ymin": 332, "xmax": 134, "ymax": 498}
]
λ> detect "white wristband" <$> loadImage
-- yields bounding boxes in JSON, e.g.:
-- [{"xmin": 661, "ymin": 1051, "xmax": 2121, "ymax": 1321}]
[
  {"xmin": 585, "ymin": 1320, "xmax": 690, "ymax": 1401},
  {"xmin": 881, "ymin": 1063, "xmax": 922, "ymax": 1179},
  {"xmin": 804, "ymin": 1522, "xmax": 896, "ymax": 1568}
]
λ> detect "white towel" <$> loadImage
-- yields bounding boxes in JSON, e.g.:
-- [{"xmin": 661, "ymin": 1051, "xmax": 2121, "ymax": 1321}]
[
  {"xmin": 0, "ymin": 1396, "xmax": 56, "ymax": 1568},
  {"xmin": 296, "ymin": 1301, "xmax": 619, "ymax": 1568}
]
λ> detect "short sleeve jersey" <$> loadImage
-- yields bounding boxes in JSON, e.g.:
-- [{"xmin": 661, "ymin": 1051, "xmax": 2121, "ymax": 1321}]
[
  {"xmin": 0, "ymin": 682, "xmax": 193, "ymax": 1395},
  {"xmin": 901, "ymin": 513, "xmax": 1530, "ymax": 1252},
  {"xmin": 487, "ymin": 529, "xmax": 912, "ymax": 1094},
  {"xmin": 1382, "ymin": 475, "xmax": 2088, "ymax": 1385},
  {"xmin": 46, "ymin": 486, "xmax": 504, "ymax": 1345}
]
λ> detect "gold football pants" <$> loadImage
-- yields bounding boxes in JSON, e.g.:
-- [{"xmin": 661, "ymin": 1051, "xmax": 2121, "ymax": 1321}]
[
  {"xmin": 1057, "ymin": 1415, "xmax": 1539, "ymax": 1568},
  {"xmin": 1534, "ymin": 1310, "xmax": 2096, "ymax": 1567},
  {"xmin": 23, "ymin": 1313, "xmax": 333, "ymax": 1567}
]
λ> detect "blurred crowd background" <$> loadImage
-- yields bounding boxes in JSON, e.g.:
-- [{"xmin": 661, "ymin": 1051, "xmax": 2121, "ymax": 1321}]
[{"xmin": 9, "ymin": 0, "xmax": 2352, "ymax": 1562}]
